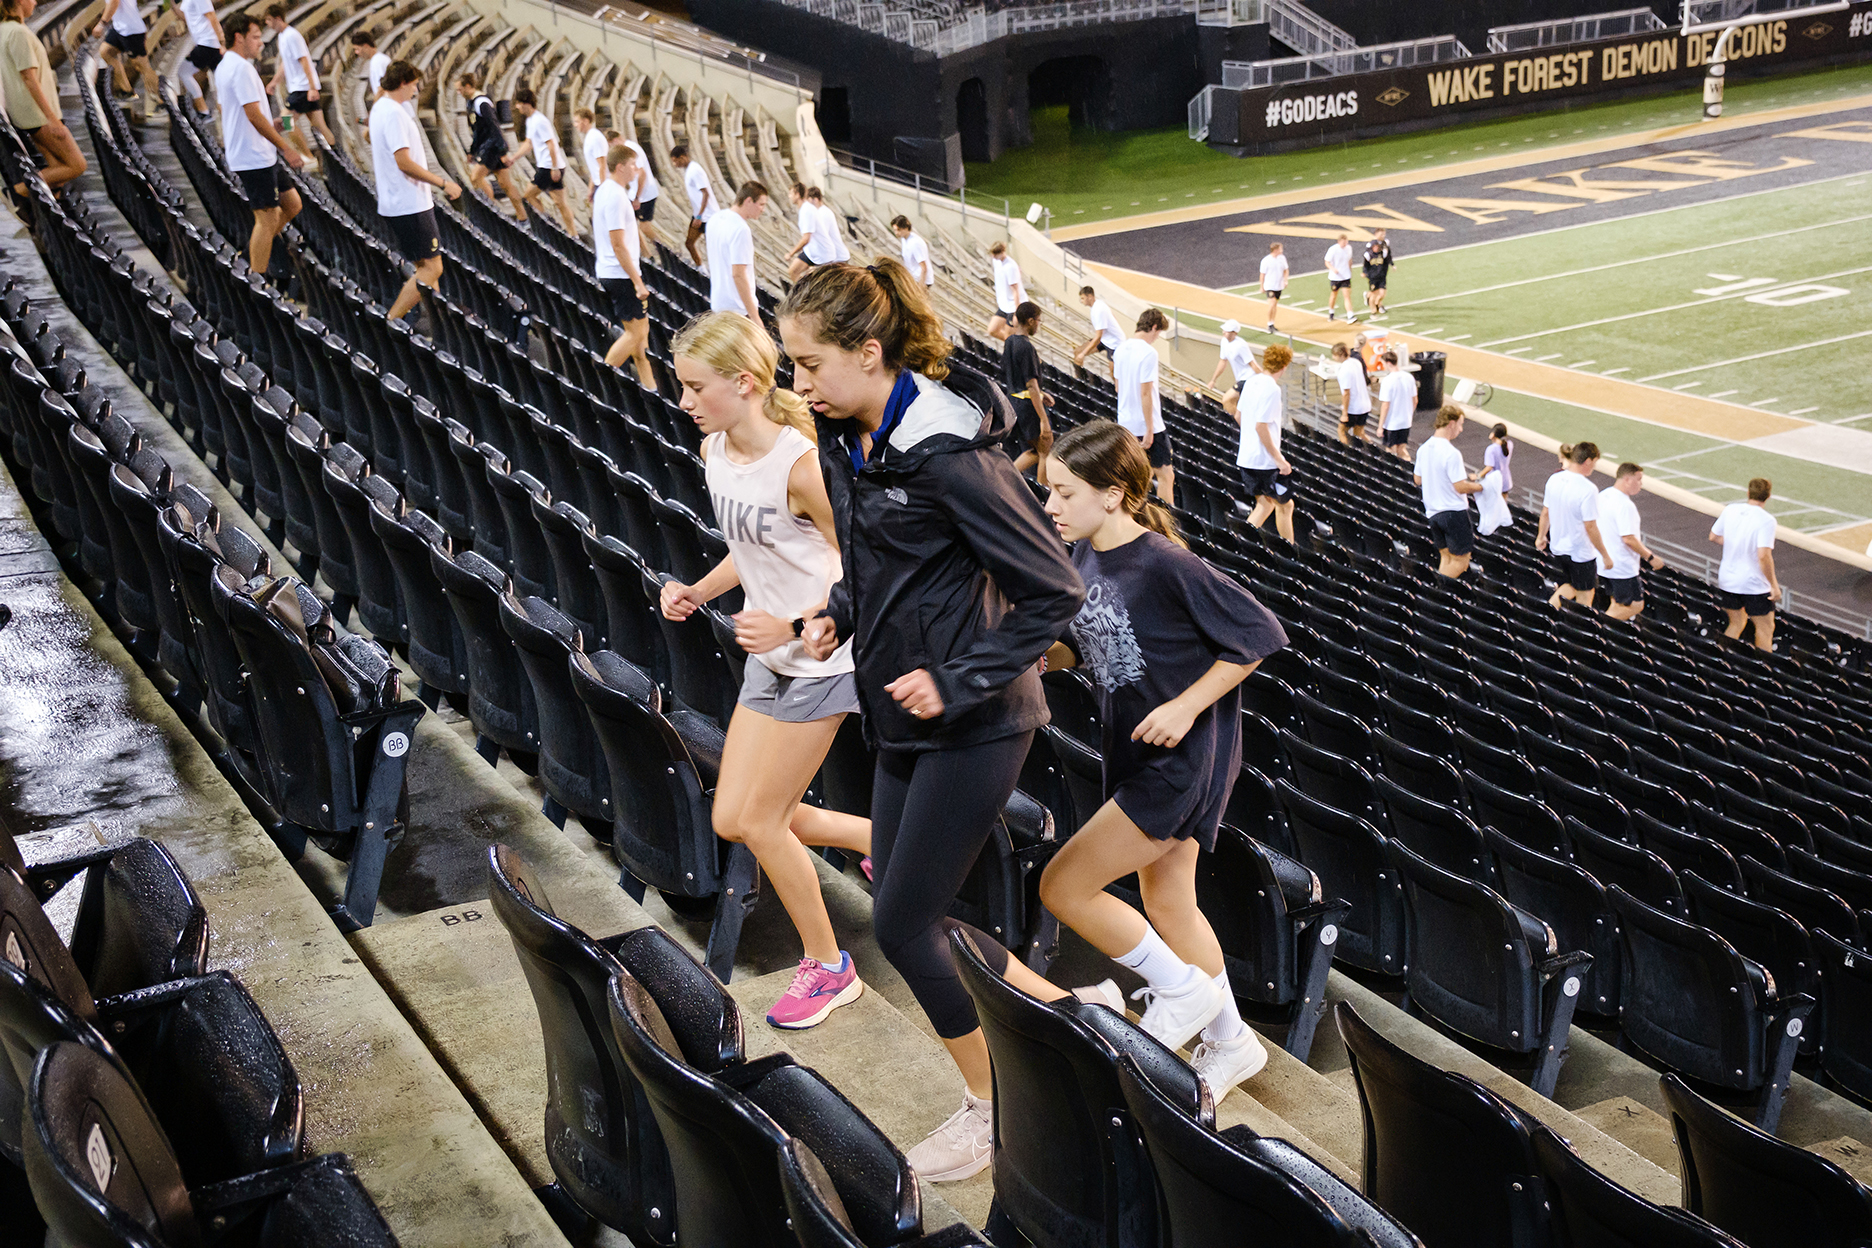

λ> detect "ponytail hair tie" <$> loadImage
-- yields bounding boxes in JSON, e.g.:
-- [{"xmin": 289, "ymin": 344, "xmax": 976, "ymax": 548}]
[{"xmin": 866, "ymin": 264, "xmax": 882, "ymax": 277}]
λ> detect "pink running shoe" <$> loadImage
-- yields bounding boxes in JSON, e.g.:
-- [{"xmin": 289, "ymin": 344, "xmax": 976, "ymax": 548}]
[
  {"xmin": 767, "ymin": 952, "xmax": 863, "ymax": 1030},
  {"xmin": 861, "ymin": 857, "xmax": 874, "ymax": 882}
]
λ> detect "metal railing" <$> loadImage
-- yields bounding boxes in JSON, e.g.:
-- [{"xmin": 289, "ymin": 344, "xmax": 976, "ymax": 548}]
[
  {"xmin": 584, "ymin": 2, "xmax": 808, "ymax": 90},
  {"xmin": 1189, "ymin": 83, "xmax": 1216, "ymax": 140},
  {"xmin": 1222, "ymin": 33, "xmax": 1470, "ymax": 87},
  {"xmin": 1681, "ymin": 0, "xmax": 1759, "ymax": 21},
  {"xmin": 769, "ymin": 0, "xmax": 1199, "ymax": 53},
  {"xmin": 1194, "ymin": 0, "xmax": 1266, "ymax": 27},
  {"xmin": 827, "ymin": 145, "xmax": 1012, "ymax": 225},
  {"xmin": 1265, "ymin": 0, "xmax": 1355, "ymax": 57},
  {"xmin": 1486, "ymin": 7, "xmax": 1666, "ymax": 52}
]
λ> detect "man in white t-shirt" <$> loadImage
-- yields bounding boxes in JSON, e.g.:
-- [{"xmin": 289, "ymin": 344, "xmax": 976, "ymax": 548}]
[
  {"xmin": 1414, "ymin": 406, "xmax": 1484, "ymax": 579},
  {"xmin": 576, "ymin": 107, "xmax": 607, "ymax": 197},
  {"xmin": 1377, "ymin": 351, "xmax": 1417, "ymax": 461},
  {"xmin": 706, "ymin": 180, "xmax": 769, "ymax": 318},
  {"xmin": 1537, "ymin": 441, "xmax": 1613, "ymax": 610},
  {"xmin": 214, "ymin": 15, "xmax": 302, "ymax": 278},
  {"xmin": 94, "ymin": 0, "xmax": 156, "ymax": 108},
  {"xmin": 785, "ymin": 183, "xmax": 839, "ymax": 281},
  {"xmin": 1711, "ymin": 477, "xmax": 1780, "ymax": 650},
  {"xmin": 1207, "ymin": 320, "xmax": 1259, "ymax": 418},
  {"xmin": 616, "ymin": 132, "xmax": 661, "ymax": 252},
  {"xmin": 179, "ymin": 0, "xmax": 223, "ymax": 105},
  {"xmin": 674, "ymin": 144, "xmax": 713, "ymax": 264},
  {"xmin": 1323, "ymin": 232, "xmax": 1357, "ymax": 323},
  {"xmin": 1331, "ymin": 341, "xmax": 1371, "ymax": 446},
  {"xmin": 593, "ymin": 143, "xmax": 655, "ymax": 391},
  {"xmin": 507, "ymin": 87, "xmax": 576, "ymax": 235},
  {"xmin": 1237, "ymin": 343, "xmax": 1294, "ymax": 542},
  {"xmin": 1598, "ymin": 462, "xmax": 1662, "ymax": 621},
  {"xmin": 1113, "ymin": 307, "xmax": 1174, "ymax": 506},
  {"xmin": 1072, "ymin": 285, "xmax": 1124, "ymax": 368},
  {"xmin": 371, "ymin": 60, "xmax": 461, "ymax": 325},
  {"xmin": 892, "ymin": 215, "xmax": 934, "ymax": 287},
  {"xmin": 263, "ymin": 5, "xmax": 332, "ymax": 158},
  {"xmin": 985, "ymin": 242, "xmax": 1024, "ymax": 341},
  {"xmin": 1258, "ymin": 243, "xmax": 1289, "ymax": 335}
]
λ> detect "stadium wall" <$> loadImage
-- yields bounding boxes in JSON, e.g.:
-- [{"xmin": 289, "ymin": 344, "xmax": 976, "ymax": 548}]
[
  {"xmin": 1297, "ymin": 0, "xmax": 1673, "ymax": 60},
  {"xmin": 1210, "ymin": 2, "xmax": 1872, "ymax": 154}
]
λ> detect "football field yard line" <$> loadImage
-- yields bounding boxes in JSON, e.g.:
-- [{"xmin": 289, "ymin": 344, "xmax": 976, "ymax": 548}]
[
  {"xmin": 1475, "ymin": 264, "xmax": 1872, "ymax": 347},
  {"xmin": 1638, "ymin": 330, "xmax": 1872, "ymax": 380}
]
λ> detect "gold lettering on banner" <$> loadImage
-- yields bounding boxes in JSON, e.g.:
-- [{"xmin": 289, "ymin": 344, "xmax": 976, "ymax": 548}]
[
  {"xmin": 1415, "ymin": 197, "xmax": 1580, "ymax": 225},
  {"xmin": 1226, "ymin": 203, "xmax": 1445, "ymax": 241},
  {"xmin": 1602, "ymin": 152, "xmax": 1814, "ymax": 179},
  {"xmin": 1486, "ymin": 170, "xmax": 1704, "ymax": 202},
  {"xmin": 1602, "ymin": 37, "xmax": 1680, "ymax": 81},
  {"xmin": 1502, "ymin": 50, "xmax": 1593, "ymax": 96},
  {"xmin": 1426, "ymin": 64, "xmax": 1497, "ymax": 107},
  {"xmin": 1777, "ymin": 121, "xmax": 1872, "ymax": 143}
]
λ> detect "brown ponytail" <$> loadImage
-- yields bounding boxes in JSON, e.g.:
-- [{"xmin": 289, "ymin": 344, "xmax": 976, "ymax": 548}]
[
  {"xmin": 1050, "ymin": 421, "xmax": 1186, "ymax": 548},
  {"xmin": 779, "ymin": 258, "xmax": 951, "ymax": 381}
]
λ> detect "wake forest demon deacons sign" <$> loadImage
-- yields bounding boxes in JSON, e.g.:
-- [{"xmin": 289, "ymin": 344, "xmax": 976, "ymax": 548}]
[{"xmin": 1220, "ymin": 1, "xmax": 1872, "ymax": 153}]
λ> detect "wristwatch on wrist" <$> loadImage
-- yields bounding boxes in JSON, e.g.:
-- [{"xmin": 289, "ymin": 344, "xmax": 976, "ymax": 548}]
[{"xmin": 791, "ymin": 617, "xmax": 807, "ymax": 638}]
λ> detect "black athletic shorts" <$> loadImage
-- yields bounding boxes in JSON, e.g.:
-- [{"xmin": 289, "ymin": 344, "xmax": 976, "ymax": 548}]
[
  {"xmin": 1142, "ymin": 430, "xmax": 1173, "ymax": 470},
  {"xmin": 533, "ymin": 167, "xmax": 564, "ymax": 192},
  {"xmin": 1558, "ymin": 556, "xmax": 1599, "ymax": 593},
  {"xmin": 1263, "ymin": 288, "xmax": 1283, "ymax": 301},
  {"xmin": 104, "ymin": 29, "xmax": 147, "ymax": 57},
  {"xmin": 1330, "ymin": 278, "xmax": 1351, "ymax": 290},
  {"xmin": 1341, "ymin": 407, "xmax": 1371, "ymax": 428},
  {"xmin": 471, "ymin": 140, "xmax": 507, "ymax": 170},
  {"xmin": 1383, "ymin": 427, "xmax": 1410, "ymax": 447},
  {"xmin": 1605, "ymin": 575, "xmax": 1642, "ymax": 606},
  {"xmin": 1427, "ymin": 508, "xmax": 1474, "ymax": 557},
  {"xmin": 236, "ymin": 163, "xmax": 291, "ymax": 210},
  {"xmin": 1006, "ymin": 398, "xmax": 1043, "ymax": 451},
  {"xmin": 286, "ymin": 90, "xmax": 322, "ymax": 115},
  {"xmin": 1232, "ymin": 379, "xmax": 1247, "ymax": 394},
  {"xmin": 186, "ymin": 44, "xmax": 222, "ymax": 72},
  {"xmin": 601, "ymin": 276, "xmax": 645, "ymax": 324},
  {"xmin": 1717, "ymin": 588, "xmax": 1775, "ymax": 617},
  {"xmin": 634, "ymin": 198, "xmax": 656, "ymax": 222},
  {"xmin": 1365, "ymin": 271, "xmax": 1388, "ymax": 290},
  {"xmin": 1241, "ymin": 466, "xmax": 1294, "ymax": 504},
  {"xmin": 385, "ymin": 208, "xmax": 441, "ymax": 261}
]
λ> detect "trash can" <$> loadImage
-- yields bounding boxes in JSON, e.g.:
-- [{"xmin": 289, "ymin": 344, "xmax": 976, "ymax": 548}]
[{"xmin": 1412, "ymin": 351, "xmax": 1447, "ymax": 410}]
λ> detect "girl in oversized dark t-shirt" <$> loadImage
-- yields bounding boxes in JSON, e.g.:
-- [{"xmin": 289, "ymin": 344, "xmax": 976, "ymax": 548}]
[{"xmin": 1040, "ymin": 420, "xmax": 1288, "ymax": 1105}]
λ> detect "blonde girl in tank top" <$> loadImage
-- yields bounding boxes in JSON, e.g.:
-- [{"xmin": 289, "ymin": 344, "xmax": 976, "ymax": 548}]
[{"xmin": 659, "ymin": 312, "xmax": 873, "ymax": 1030}]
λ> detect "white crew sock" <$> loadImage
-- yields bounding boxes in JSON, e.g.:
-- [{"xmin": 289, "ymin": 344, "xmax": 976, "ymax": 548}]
[
  {"xmin": 1116, "ymin": 926, "xmax": 1195, "ymax": 991},
  {"xmin": 1203, "ymin": 971, "xmax": 1248, "ymax": 1043}
]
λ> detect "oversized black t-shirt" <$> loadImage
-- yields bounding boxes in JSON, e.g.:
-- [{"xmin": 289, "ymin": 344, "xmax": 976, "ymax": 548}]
[
  {"xmin": 1001, "ymin": 333, "xmax": 1041, "ymax": 397},
  {"xmin": 1062, "ymin": 531, "xmax": 1288, "ymax": 848}
]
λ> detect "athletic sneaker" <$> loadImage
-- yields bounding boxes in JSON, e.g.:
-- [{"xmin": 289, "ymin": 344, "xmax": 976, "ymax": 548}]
[
  {"xmin": 905, "ymin": 1090, "xmax": 993, "ymax": 1182},
  {"xmin": 766, "ymin": 953, "xmax": 863, "ymax": 1030},
  {"xmin": 1328, "ymin": 311, "xmax": 1337, "ymax": 322},
  {"xmin": 1130, "ymin": 969, "xmax": 1225, "ymax": 1051},
  {"xmin": 1346, "ymin": 315, "xmax": 1358, "ymax": 324},
  {"xmin": 1073, "ymin": 979, "xmax": 1124, "ymax": 1012},
  {"xmin": 1191, "ymin": 1029, "xmax": 1269, "ymax": 1103},
  {"xmin": 1266, "ymin": 322, "xmax": 1277, "ymax": 333}
]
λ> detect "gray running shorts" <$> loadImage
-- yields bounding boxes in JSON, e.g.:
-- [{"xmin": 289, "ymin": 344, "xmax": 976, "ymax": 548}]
[{"xmin": 738, "ymin": 662, "xmax": 861, "ymax": 723}]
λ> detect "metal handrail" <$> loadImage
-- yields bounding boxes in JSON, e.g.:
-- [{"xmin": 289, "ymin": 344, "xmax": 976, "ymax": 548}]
[
  {"xmin": 1486, "ymin": 7, "xmax": 1665, "ymax": 52},
  {"xmin": 766, "ymin": 0, "xmax": 1200, "ymax": 54},
  {"xmin": 1222, "ymin": 33, "xmax": 1471, "ymax": 87},
  {"xmin": 1265, "ymin": 0, "xmax": 1356, "ymax": 58}
]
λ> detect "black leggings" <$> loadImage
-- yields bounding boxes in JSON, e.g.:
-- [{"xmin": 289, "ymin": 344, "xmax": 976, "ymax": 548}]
[{"xmin": 870, "ymin": 732, "xmax": 1032, "ymax": 1039}]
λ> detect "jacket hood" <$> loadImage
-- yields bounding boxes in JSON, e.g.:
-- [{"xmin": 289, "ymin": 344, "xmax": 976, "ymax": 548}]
[{"xmin": 818, "ymin": 363, "xmax": 1012, "ymax": 474}]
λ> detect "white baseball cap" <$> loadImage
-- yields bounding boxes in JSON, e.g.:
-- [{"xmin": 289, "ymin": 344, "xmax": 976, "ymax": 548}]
[{"xmin": 1220, "ymin": 319, "xmax": 1241, "ymax": 334}]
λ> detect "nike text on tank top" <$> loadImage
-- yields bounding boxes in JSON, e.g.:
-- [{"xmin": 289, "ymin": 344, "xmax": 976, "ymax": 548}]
[{"xmin": 705, "ymin": 425, "xmax": 855, "ymax": 677}]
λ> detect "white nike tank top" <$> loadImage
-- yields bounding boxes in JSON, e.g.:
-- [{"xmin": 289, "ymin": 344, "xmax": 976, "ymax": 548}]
[{"xmin": 704, "ymin": 425, "xmax": 854, "ymax": 677}]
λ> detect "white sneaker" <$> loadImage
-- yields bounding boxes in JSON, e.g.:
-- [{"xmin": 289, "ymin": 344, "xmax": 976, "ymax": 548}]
[
  {"xmin": 905, "ymin": 1090, "xmax": 993, "ymax": 1182},
  {"xmin": 1191, "ymin": 1029, "xmax": 1269, "ymax": 1103},
  {"xmin": 1130, "ymin": 970, "xmax": 1225, "ymax": 1051},
  {"xmin": 1266, "ymin": 322, "xmax": 1277, "ymax": 334},
  {"xmin": 1328, "ymin": 311, "xmax": 1337, "ymax": 322},
  {"xmin": 1073, "ymin": 979, "xmax": 1124, "ymax": 1012}
]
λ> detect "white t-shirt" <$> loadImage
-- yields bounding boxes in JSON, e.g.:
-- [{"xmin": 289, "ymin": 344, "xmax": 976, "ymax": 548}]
[
  {"xmin": 582, "ymin": 128, "xmax": 608, "ymax": 188},
  {"xmin": 991, "ymin": 255, "xmax": 1022, "ymax": 315},
  {"xmin": 899, "ymin": 231, "xmax": 933, "ymax": 285},
  {"xmin": 526, "ymin": 112, "xmax": 564, "ymax": 171},
  {"xmin": 370, "ymin": 95, "xmax": 434, "ymax": 216},
  {"xmin": 1260, "ymin": 253, "xmax": 1289, "ymax": 292},
  {"xmin": 815, "ymin": 203, "xmax": 850, "ymax": 262},
  {"xmin": 1324, "ymin": 242, "xmax": 1353, "ymax": 283},
  {"xmin": 798, "ymin": 202, "xmax": 838, "ymax": 265},
  {"xmin": 276, "ymin": 25, "xmax": 314, "ymax": 92},
  {"xmin": 214, "ymin": 53, "xmax": 274, "ymax": 172},
  {"xmin": 706, "ymin": 209, "xmax": 754, "ymax": 313},
  {"xmin": 1112, "ymin": 339, "xmax": 1162, "ymax": 437},
  {"xmin": 1542, "ymin": 470, "xmax": 1601, "ymax": 562},
  {"xmin": 1712, "ymin": 502, "xmax": 1776, "ymax": 594},
  {"xmin": 624, "ymin": 141, "xmax": 658, "ymax": 201},
  {"xmin": 684, "ymin": 161, "xmax": 714, "ymax": 219},
  {"xmin": 1219, "ymin": 337, "xmax": 1255, "ymax": 384},
  {"xmin": 592, "ymin": 178, "xmax": 639, "ymax": 279},
  {"xmin": 367, "ymin": 50, "xmax": 388, "ymax": 95},
  {"xmin": 1087, "ymin": 299, "xmax": 1123, "ymax": 351},
  {"xmin": 1379, "ymin": 369, "xmax": 1416, "ymax": 431},
  {"xmin": 109, "ymin": 0, "xmax": 147, "ymax": 37},
  {"xmin": 1337, "ymin": 357, "xmax": 1371, "ymax": 414},
  {"xmin": 181, "ymin": 0, "xmax": 218, "ymax": 49},
  {"xmin": 1237, "ymin": 374, "xmax": 1282, "ymax": 470},
  {"xmin": 1598, "ymin": 486, "xmax": 1643, "ymax": 580},
  {"xmin": 1415, "ymin": 436, "xmax": 1467, "ymax": 517}
]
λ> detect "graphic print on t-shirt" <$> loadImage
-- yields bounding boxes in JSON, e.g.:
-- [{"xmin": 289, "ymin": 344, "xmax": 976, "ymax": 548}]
[
  {"xmin": 711, "ymin": 491, "xmax": 779, "ymax": 548},
  {"xmin": 1072, "ymin": 574, "xmax": 1147, "ymax": 691}
]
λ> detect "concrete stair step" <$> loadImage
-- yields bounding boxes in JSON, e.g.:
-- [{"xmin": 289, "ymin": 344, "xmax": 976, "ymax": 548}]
[{"xmin": 1224, "ymin": 1029, "xmax": 1363, "ymax": 1184}]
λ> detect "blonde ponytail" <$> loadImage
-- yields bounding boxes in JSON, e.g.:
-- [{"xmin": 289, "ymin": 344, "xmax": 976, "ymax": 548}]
[{"xmin": 671, "ymin": 311, "xmax": 816, "ymax": 442}]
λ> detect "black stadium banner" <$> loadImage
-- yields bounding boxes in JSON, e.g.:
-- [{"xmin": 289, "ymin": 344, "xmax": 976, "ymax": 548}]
[{"xmin": 1222, "ymin": 1, "xmax": 1872, "ymax": 152}]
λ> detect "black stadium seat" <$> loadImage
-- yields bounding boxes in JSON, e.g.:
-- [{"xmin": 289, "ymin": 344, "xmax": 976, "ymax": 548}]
[
  {"xmin": 499, "ymin": 592, "xmax": 613, "ymax": 834},
  {"xmin": 1486, "ymin": 829, "xmax": 1622, "ymax": 1022},
  {"xmin": 1530, "ymin": 1121, "xmax": 1744, "ymax": 1248},
  {"xmin": 1276, "ymin": 780, "xmax": 1406, "ymax": 977},
  {"xmin": 1813, "ymin": 929, "xmax": 1872, "ymax": 1109}
]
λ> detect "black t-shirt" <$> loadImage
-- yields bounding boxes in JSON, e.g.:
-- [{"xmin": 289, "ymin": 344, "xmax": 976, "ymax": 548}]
[
  {"xmin": 1062, "ymin": 531, "xmax": 1288, "ymax": 847},
  {"xmin": 1362, "ymin": 239, "xmax": 1394, "ymax": 279},
  {"xmin": 1002, "ymin": 333, "xmax": 1040, "ymax": 398},
  {"xmin": 468, "ymin": 94, "xmax": 505, "ymax": 155}
]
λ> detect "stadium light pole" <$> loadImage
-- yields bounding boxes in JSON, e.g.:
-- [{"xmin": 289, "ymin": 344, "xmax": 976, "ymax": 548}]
[{"xmin": 1685, "ymin": 2, "xmax": 1849, "ymax": 121}]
